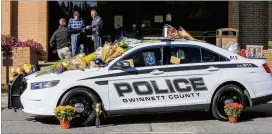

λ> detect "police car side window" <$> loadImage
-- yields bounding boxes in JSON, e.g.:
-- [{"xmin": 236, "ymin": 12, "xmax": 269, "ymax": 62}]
[
  {"xmin": 201, "ymin": 48, "xmax": 227, "ymax": 62},
  {"xmin": 122, "ymin": 48, "xmax": 162, "ymax": 68},
  {"xmin": 169, "ymin": 46, "xmax": 201, "ymax": 64}
]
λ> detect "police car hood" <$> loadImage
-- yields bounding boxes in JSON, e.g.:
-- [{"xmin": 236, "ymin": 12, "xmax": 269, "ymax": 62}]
[{"xmin": 26, "ymin": 67, "xmax": 105, "ymax": 83}]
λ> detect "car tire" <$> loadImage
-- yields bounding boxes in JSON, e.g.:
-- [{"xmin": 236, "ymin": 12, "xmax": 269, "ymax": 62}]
[
  {"xmin": 59, "ymin": 87, "xmax": 99, "ymax": 126},
  {"xmin": 211, "ymin": 84, "xmax": 246, "ymax": 120}
]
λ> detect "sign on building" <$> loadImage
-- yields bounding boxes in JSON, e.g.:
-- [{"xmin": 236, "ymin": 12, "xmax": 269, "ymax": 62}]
[
  {"xmin": 114, "ymin": 15, "xmax": 123, "ymax": 29},
  {"xmin": 166, "ymin": 14, "xmax": 172, "ymax": 22},
  {"xmin": 154, "ymin": 15, "xmax": 163, "ymax": 23}
]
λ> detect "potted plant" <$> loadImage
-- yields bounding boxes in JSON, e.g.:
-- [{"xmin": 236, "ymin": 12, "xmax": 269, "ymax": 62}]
[
  {"xmin": 224, "ymin": 103, "xmax": 243, "ymax": 123},
  {"xmin": 54, "ymin": 105, "xmax": 75, "ymax": 129}
]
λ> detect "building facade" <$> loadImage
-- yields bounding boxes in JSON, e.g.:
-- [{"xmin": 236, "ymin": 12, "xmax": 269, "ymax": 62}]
[{"xmin": 1, "ymin": 1, "xmax": 272, "ymax": 61}]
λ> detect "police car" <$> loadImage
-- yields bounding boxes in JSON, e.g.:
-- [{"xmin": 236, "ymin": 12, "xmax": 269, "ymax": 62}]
[{"xmin": 8, "ymin": 39, "xmax": 272, "ymax": 126}]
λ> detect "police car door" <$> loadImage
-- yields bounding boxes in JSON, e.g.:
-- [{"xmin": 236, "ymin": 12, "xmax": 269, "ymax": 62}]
[
  {"xmin": 108, "ymin": 46, "xmax": 168, "ymax": 114},
  {"xmin": 163, "ymin": 45, "xmax": 224, "ymax": 111}
]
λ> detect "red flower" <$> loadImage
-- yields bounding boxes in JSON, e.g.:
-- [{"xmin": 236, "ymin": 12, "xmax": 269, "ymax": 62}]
[
  {"xmin": 224, "ymin": 103, "xmax": 243, "ymax": 109},
  {"xmin": 168, "ymin": 27, "xmax": 178, "ymax": 37},
  {"xmin": 237, "ymin": 49, "xmax": 246, "ymax": 58}
]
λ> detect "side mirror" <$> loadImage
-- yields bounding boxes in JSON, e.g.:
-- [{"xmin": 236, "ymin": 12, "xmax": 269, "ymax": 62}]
[{"xmin": 115, "ymin": 60, "xmax": 130, "ymax": 69}]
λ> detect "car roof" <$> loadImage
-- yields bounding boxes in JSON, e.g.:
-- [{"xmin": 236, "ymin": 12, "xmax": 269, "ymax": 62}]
[
  {"xmin": 129, "ymin": 40, "xmax": 220, "ymax": 51},
  {"xmin": 126, "ymin": 40, "xmax": 244, "ymax": 59},
  {"xmin": 108, "ymin": 40, "xmax": 246, "ymax": 67}
]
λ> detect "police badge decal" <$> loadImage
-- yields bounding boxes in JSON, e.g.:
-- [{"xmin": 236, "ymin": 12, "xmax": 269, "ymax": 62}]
[{"xmin": 143, "ymin": 52, "xmax": 156, "ymax": 66}]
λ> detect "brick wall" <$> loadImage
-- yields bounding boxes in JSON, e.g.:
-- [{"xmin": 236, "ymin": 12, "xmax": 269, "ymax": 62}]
[
  {"xmin": 228, "ymin": 1, "xmax": 272, "ymax": 49},
  {"xmin": 16, "ymin": 1, "xmax": 48, "ymax": 59},
  {"xmin": 228, "ymin": 1, "xmax": 239, "ymax": 29},
  {"xmin": 263, "ymin": 49, "xmax": 272, "ymax": 70},
  {"xmin": 2, "ymin": 1, "xmax": 48, "ymax": 60},
  {"xmin": 239, "ymin": 1, "xmax": 268, "ymax": 48},
  {"xmin": 1, "ymin": 1, "xmax": 12, "ymax": 35},
  {"xmin": 268, "ymin": 2, "xmax": 272, "ymax": 43},
  {"xmin": 1, "ymin": 48, "xmax": 39, "ymax": 84}
]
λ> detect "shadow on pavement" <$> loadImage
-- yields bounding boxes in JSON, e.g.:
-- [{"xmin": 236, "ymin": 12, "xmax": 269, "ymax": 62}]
[
  {"xmin": 29, "ymin": 103, "xmax": 272, "ymax": 127},
  {"xmin": 1, "ymin": 106, "xmax": 7, "ymax": 111},
  {"xmin": 103, "ymin": 111, "xmax": 215, "ymax": 125},
  {"xmin": 239, "ymin": 103, "xmax": 272, "ymax": 122}
]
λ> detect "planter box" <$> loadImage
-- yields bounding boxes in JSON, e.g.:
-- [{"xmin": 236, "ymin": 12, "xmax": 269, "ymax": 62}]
[{"xmin": 1, "ymin": 47, "xmax": 39, "ymax": 84}]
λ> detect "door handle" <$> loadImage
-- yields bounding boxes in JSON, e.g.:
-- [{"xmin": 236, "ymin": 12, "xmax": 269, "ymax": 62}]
[
  {"xmin": 150, "ymin": 69, "xmax": 164, "ymax": 75},
  {"xmin": 207, "ymin": 66, "xmax": 220, "ymax": 71}
]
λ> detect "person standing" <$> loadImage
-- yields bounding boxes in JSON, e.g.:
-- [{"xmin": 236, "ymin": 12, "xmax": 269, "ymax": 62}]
[
  {"xmin": 87, "ymin": 9, "xmax": 103, "ymax": 51},
  {"xmin": 50, "ymin": 18, "xmax": 72, "ymax": 60},
  {"xmin": 68, "ymin": 11, "xmax": 85, "ymax": 57}
]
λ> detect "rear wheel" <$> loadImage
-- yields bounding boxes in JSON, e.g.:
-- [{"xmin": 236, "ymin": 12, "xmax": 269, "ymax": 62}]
[
  {"xmin": 59, "ymin": 88, "xmax": 98, "ymax": 126},
  {"xmin": 211, "ymin": 84, "xmax": 246, "ymax": 120}
]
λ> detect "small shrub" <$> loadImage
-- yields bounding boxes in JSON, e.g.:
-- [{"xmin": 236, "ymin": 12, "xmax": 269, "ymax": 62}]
[
  {"xmin": 1, "ymin": 84, "xmax": 8, "ymax": 94},
  {"xmin": 1, "ymin": 34, "xmax": 45, "ymax": 55}
]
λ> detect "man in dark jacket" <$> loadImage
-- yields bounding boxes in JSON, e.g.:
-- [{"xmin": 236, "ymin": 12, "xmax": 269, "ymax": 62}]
[
  {"xmin": 86, "ymin": 9, "xmax": 103, "ymax": 51},
  {"xmin": 50, "ymin": 18, "xmax": 72, "ymax": 60}
]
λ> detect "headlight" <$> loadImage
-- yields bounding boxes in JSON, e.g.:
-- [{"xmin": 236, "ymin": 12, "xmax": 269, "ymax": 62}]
[{"xmin": 31, "ymin": 80, "xmax": 60, "ymax": 90}]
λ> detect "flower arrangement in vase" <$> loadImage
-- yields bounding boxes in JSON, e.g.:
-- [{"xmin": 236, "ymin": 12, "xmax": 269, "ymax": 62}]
[
  {"xmin": 93, "ymin": 103, "xmax": 102, "ymax": 128},
  {"xmin": 54, "ymin": 105, "xmax": 75, "ymax": 129},
  {"xmin": 224, "ymin": 103, "xmax": 243, "ymax": 124}
]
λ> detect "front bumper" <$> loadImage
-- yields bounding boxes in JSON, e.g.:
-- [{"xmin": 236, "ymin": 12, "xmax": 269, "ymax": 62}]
[
  {"xmin": 251, "ymin": 94, "xmax": 272, "ymax": 106},
  {"xmin": 20, "ymin": 85, "xmax": 64, "ymax": 115}
]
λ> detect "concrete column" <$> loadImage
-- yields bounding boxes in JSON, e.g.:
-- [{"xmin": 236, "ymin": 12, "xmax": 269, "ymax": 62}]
[
  {"xmin": 239, "ymin": 1, "xmax": 268, "ymax": 48},
  {"xmin": 268, "ymin": 1, "xmax": 272, "ymax": 44},
  {"xmin": 228, "ymin": 1, "xmax": 239, "ymax": 29},
  {"xmin": 1, "ymin": 1, "xmax": 12, "ymax": 35}
]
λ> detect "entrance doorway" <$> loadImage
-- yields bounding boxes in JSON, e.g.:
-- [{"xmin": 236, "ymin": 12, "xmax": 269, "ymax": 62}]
[
  {"xmin": 48, "ymin": 1, "xmax": 228, "ymax": 61},
  {"xmin": 47, "ymin": 1, "xmax": 97, "ymax": 61}
]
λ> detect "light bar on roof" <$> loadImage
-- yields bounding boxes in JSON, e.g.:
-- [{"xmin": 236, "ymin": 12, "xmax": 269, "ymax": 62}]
[{"xmin": 143, "ymin": 37, "xmax": 173, "ymax": 40}]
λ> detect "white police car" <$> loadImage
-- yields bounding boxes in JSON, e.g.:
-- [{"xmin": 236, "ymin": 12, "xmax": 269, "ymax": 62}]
[{"xmin": 9, "ymin": 40, "xmax": 272, "ymax": 126}]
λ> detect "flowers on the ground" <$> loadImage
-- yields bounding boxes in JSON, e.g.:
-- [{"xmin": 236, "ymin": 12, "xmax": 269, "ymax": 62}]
[
  {"xmin": 54, "ymin": 105, "xmax": 76, "ymax": 121},
  {"xmin": 224, "ymin": 103, "xmax": 243, "ymax": 117}
]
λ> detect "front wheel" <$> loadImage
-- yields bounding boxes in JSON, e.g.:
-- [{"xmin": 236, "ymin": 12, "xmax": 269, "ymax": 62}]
[
  {"xmin": 59, "ymin": 88, "xmax": 98, "ymax": 126},
  {"xmin": 211, "ymin": 84, "xmax": 247, "ymax": 120}
]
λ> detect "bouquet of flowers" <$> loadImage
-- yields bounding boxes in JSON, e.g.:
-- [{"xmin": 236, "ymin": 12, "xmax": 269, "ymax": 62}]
[
  {"xmin": 54, "ymin": 105, "xmax": 75, "ymax": 129},
  {"xmin": 237, "ymin": 49, "xmax": 246, "ymax": 58}
]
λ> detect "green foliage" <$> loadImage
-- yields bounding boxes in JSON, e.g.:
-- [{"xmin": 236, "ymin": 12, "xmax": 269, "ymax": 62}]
[
  {"xmin": 1, "ymin": 84, "xmax": 8, "ymax": 94},
  {"xmin": 224, "ymin": 103, "xmax": 243, "ymax": 117}
]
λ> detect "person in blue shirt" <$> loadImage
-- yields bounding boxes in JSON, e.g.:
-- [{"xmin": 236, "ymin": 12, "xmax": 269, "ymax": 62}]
[
  {"xmin": 68, "ymin": 11, "xmax": 85, "ymax": 57},
  {"xmin": 87, "ymin": 9, "xmax": 103, "ymax": 51}
]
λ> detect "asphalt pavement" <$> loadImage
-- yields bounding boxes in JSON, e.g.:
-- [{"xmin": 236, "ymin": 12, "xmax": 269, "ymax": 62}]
[{"xmin": 1, "ymin": 95, "xmax": 272, "ymax": 133}]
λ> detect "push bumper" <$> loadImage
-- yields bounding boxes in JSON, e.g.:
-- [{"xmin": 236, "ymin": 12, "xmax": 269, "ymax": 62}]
[{"xmin": 251, "ymin": 94, "xmax": 272, "ymax": 107}]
